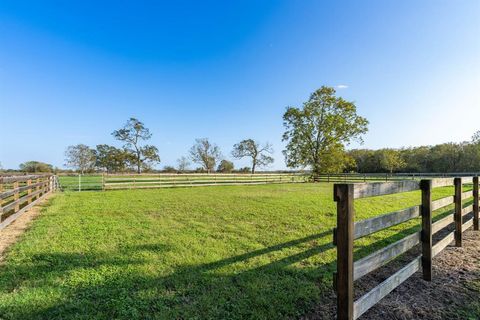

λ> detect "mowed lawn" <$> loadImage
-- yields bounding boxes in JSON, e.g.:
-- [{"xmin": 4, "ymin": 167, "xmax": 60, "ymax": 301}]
[{"xmin": 0, "ymin": 183, "xmax": 461, "ymax": 319}]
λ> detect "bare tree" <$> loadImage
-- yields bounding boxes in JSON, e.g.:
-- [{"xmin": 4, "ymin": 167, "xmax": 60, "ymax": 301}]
[
  {"xmin": 112, "ymin": 118, "xmax": 160, "ymax": 173},
  {"xmin": 65, "ymin": 144, "xmax": 96, "ymax": 174},
  {"xmin": 176, "ymin": 156, "xmax": 191, "ymax": 173},
  {"xmin": 189, "ymin": 138, "xmax": 222, "ymax": 173},
  {"xmin": 232, "ymin": 139, "xmax": 274, "ymax": 174}
]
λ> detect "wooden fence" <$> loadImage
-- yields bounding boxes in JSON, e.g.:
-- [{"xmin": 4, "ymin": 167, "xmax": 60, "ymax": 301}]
[
  {"xmin": 333, "ymin": 176, "xmax": 479, "ymax": 319},
  {"xmin": 102, "ymin": 173, "xmax": 308, "ymax": 190},
  {"xmin": 0, "ymin": 174, "xmax": 58, "ymax": 230},
  {"xmin": 315, "ymin": 172, "xmax": 480, "ymax": 183}
]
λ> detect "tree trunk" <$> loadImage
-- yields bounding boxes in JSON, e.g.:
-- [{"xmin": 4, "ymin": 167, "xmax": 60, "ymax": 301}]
[{"xmin": 251, "ymin": 162, "xmax": 256, "ymax": 174}]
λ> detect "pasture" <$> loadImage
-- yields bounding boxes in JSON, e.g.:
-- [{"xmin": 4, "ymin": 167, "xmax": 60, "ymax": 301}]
[{"xmin": 0, "ymin": 183, "xmax": 470, "ymax": 319}]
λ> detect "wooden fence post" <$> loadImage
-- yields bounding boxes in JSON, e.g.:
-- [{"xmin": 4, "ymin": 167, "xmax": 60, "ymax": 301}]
[
  {"xmin": 420, "ymin": 179, "xmax": 432, "ymax": 281},
  {"xmin": 334, "ymin": 184, "xmax": 354, "ymax": 320},
  {"xmin": 36, "ymin": 178, "xmax": 40, "ymax": 200},
  {"xmin": 454, "ymin": 177, "xmax": 462, "ymax": 247},
  {"xmin": 0, "ymin": 178, "xmax": 3, "ymax": 213},
  {"xmin": 474, "ymin": 176, "xmax": 479, "ymax": 231},
  {"xmin": 13, "ymin": 181, "xmax": 20, "ymax": 212},
  {"xmin": 27, "ymin": 179, "xmax": 32, "ymax": 204},
  {"xmin": 102, "ymin": 173, "xmax": 105, "ymax": 191}
]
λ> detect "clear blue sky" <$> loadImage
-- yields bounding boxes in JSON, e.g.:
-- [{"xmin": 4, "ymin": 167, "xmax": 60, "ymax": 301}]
[{"xmin": 1, "ymin": 1, "xmax": 479, "ymax": 170}]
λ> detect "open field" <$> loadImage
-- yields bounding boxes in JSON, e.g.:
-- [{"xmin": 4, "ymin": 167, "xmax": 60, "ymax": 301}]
[
  {"xmin": 57, "ymin": 173, "xmax": 308, "ymax": 191},
  {"xmin": 0, "ymin": 183, "xmax": 475, "ymax": 319}
]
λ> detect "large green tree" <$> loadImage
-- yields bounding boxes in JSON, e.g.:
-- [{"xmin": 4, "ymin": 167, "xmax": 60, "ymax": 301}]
[
  {"xmin": 231, "ymin": 139, "xmax": 274, "ymax": 174},
  {"xmin": 112, "ymin": 118, "xmax": 160, "ymax": 173},
  {"xmin": 19, "ymin": 161, "xmax": 53, "ymax": 173},
  {"xmin": 380, "ymin": 149, "xmax": 406, "ymax": 173},
  {"xmin": 282, "ymin": 86, "xmax": 368, "ymax": 174},
  {"xmin": 217, "ymin": 159, "xmax": 234, "ymax": 173},
  {"xmin": 95, "ymin": 144, "xmax": 133, "ymax": 173}
]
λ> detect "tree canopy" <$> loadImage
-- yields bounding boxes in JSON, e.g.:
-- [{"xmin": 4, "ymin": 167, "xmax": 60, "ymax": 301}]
[
  {"xmin": 19, "ymin": 161, "xmax": 53, "ymax": 173},
  {"xmin": 282, "ymin": 86, "xmax": 368, "ymax": 174}
]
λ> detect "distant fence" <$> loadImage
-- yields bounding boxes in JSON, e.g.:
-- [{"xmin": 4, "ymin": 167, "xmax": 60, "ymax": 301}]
[
  {"xmin": 103, "ymin": 173, "xmax": 308, "ymax": 190},
  {"xmin": 333, "ymin": 177, "xmax": 479, "ymax": 319},
  {"xmin": 56, "ymin": 173, "xmax": 309, "ymax": 191},
  {"xmin": 0, "ymin": 174, "xmax": 58, "ymax": 230}
]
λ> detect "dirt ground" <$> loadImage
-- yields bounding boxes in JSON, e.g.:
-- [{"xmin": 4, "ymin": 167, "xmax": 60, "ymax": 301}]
[
  {"xmin": 306, "ymin": 228, "xmax": 480, "ymax": 320},
  {"xmin": 0, "ymin": 194, "xmax": 54, "ymax": 263}
]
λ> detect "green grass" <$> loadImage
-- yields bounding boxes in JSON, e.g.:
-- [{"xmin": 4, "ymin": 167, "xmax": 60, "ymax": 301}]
[
  {"xmin": 0, "ymin": 183, "xmax": 466, "ymax": 319},
  {"xmin": 58, "ymin": 175, "xmax": 103, "ymax": 191}
]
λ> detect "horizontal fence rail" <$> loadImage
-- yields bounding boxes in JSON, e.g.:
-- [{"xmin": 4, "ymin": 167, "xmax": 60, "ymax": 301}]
[
  {"xmin": 0, "ymin": 174, "xmax": 58, "ymax": 230},
  {"xmin": 314, "ymin": 172, "xmax": 480, "ymax": 183},
  {"xmin": 57, "ymin": 173, "xmax": 309, "ymax": 191},
  {"xmin": 333, "ymin": 176, "xmax": 479, "ymax": 320}
]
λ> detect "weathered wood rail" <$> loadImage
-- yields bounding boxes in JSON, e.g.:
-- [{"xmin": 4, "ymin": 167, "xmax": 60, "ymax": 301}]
[
  {"xmin": 333, "ymin": 176, "xmax": 479, "ymax": 319},
  {"xmin": 315, "ymin": 172, "xmax": 480, "ymax": 183},
  {"xmin": 0, "ymin": 174, "xmax": 58, "ymax": 230}
]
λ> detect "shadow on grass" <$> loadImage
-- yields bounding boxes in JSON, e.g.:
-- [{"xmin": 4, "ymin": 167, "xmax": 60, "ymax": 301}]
[{"xmin": 0, "ymin": 225, "xmax": 444, "ymax": 320}]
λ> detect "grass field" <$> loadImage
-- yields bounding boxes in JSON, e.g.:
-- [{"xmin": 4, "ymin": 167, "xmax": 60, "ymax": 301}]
[
  {"xmin": 57, "ymin": 174, "xmax": 308, "ymax": 191},
  {"xmin": 0, "ymin": 183, "xmax": 471, "ymax": 319}
]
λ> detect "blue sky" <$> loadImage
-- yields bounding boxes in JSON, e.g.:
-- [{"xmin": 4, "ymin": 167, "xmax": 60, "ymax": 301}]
[{"xmin": 1, "ymin": 0, "xmax": 479, "ymax": 170}]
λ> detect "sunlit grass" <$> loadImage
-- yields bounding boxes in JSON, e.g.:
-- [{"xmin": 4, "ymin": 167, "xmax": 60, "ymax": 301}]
[{"xmin": 0, "ymin": 183, "xmax": 470, "ymax": 319}]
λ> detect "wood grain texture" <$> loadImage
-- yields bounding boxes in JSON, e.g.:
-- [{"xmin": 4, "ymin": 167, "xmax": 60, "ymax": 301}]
[
  {"xmin": 352, "ymin": 206, "xmax": 420, "ymax": 240},
  {"xmin": 334, "ymin": 184, "xmax": 354, "ymax": 320},
  {"xmin": 432, "ymin": 231, "xmax": 455, "ymax": 257},
  {"xmin": 353, "ymin": 181, "xmax": 420, "ymax": 199},
  {"xmin": 432, "ymin": 214, "xmax": 454, "ymax": 235},
  {"xmin": 353, "ymin": 256, "xmax": 421, "ymax": 320},
  {"xmin": 431, "ymin": 196, "xmax": 454, "ymax": 211},
  {"xmin": 354, "ymin": 232, "xmax": 420, "ymax": 281}
]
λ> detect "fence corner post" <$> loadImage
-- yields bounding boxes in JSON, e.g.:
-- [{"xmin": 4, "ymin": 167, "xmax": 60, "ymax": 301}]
[
  {"xmin": 454, "ymin": 177, "xmax": 462, "ymax": 247},
  {"xmin": 420, "ymin": 179, "xmax": 432, "ymax": 281},
  {"xmin": 334, "ymin": 183, "xmax": 354, "ymax": 320},
  {"xmin": 473, "ymin": 176, "xmax": 479, "ymax": 231}
]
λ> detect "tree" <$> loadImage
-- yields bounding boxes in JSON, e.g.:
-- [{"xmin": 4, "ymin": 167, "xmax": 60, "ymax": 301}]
[
  {"xmin": 189, "ymin": 138, "xmax": 222, "ymax": 173},
  {"xmin": 231, "ymin": 139, "xmax": 274, "ymax": 174},
  {"xmin": 217, "ymin": 160, "xmax": 234, "ymax": 173},
  {"xmin": 112, "ymin": 118, "xmax": 160, "ymax": 173},
  {"xmin": 65, "ymin": 144, "xmax": 96, "ymax": 174},
  {"xmin": 380, "ymin": 149, "xmax": 406, "ymax": 173},
  {"xmin": 282, "ymin": 86, "xmax": 368, "ymax": 175},
  {"xmin": 236, "ymin": 166, "xmax": 251, "ymax": 173},
  {"xmin": 162, "ymin": 166, "xmax": 177, "ymax": 173},
  {"xmin": 472, "ymin": 131, "xmax": 480, "ymax": 144},
  {"xmin": 19, "ymin": 161, "xmax": 53, "ymax": 173},
  {"xmin": 95, "ymin": 144, "xmax": 132, "ymax": 173},
  {"xmin": 176, "ymin": 156, "xmax": 191, "ymax": 173}
]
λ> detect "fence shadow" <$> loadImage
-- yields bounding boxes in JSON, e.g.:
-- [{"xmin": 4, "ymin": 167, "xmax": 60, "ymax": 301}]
[{"xmin": 0, "ymin": 230, "xmax": 338, "ymax": 319}]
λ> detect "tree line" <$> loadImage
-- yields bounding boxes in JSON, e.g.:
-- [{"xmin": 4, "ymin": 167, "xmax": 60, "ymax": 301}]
[
  {"xmin": 63, "ymin": 118, "xmax": 274, "ymax": 174},
  {"xmin": 346, "ymin": 138, "xmax": 480, "ymax": 173},
  {"xmin": 4, "ymin": 86, "xmax": 479, "ymax": 175}
]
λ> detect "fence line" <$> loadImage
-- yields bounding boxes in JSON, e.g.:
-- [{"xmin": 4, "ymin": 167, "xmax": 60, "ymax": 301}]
[
  {"xmin": 0, "ymin": 174, "xmax": 58, "ymax": 230},
  {"xmin": 333, "ymin": 176, "xmax": 479, "ymax": 319},
  {"xmin": 103, "ymin": 173, "xmax": 308, "ymax": 190},
  {"xmin": 315, "ymin": 172, "xmax": 480, "ymax": 183}
]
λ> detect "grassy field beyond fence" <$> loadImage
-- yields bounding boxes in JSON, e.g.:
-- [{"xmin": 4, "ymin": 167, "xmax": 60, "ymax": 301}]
[
  {"xmin": 58, "ymin": 173, "xmax": 308, "ymax": 191},
  {"xmin": 0, "ymin": 182, "xmax": 474, "ymax": 319}
]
